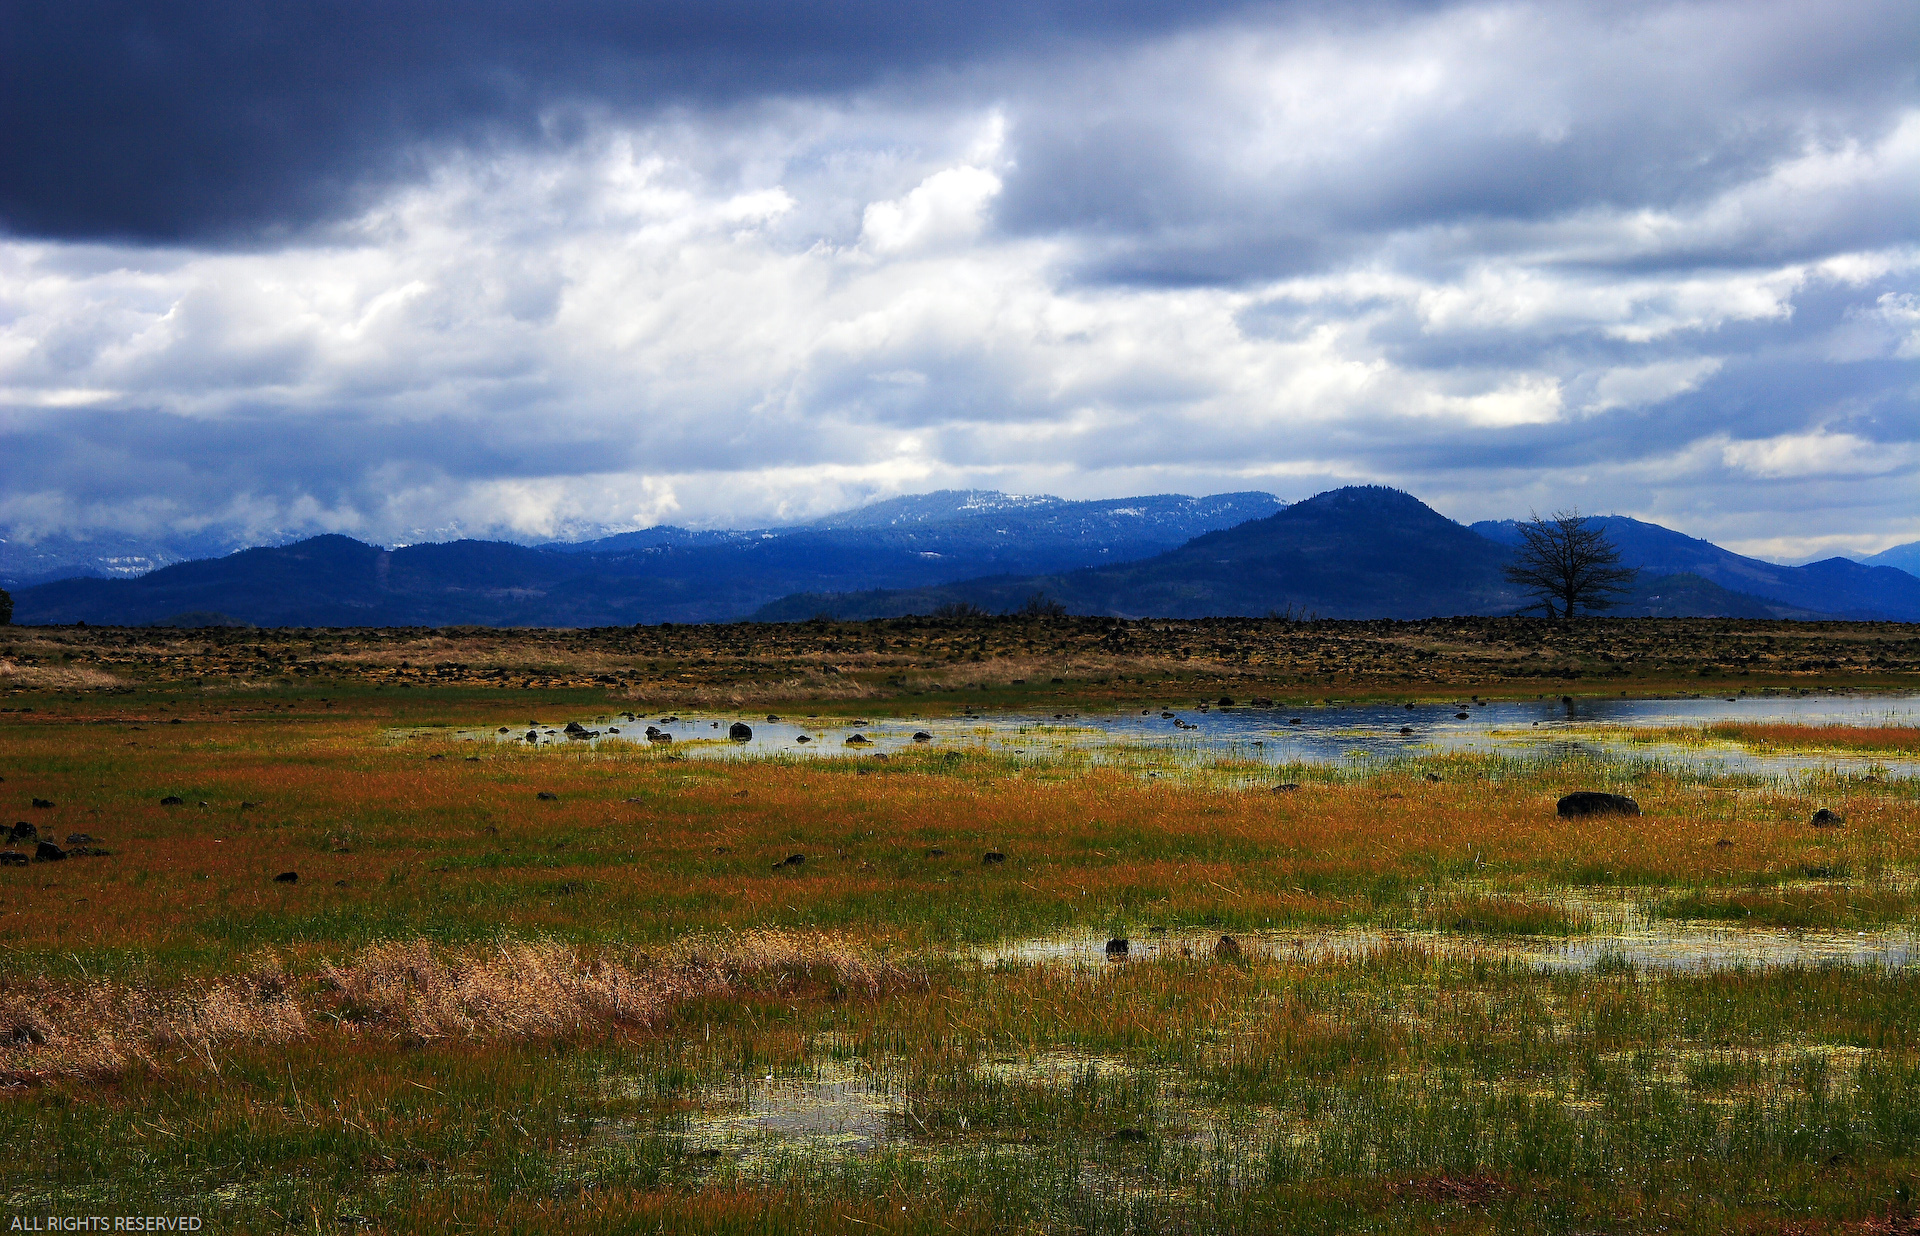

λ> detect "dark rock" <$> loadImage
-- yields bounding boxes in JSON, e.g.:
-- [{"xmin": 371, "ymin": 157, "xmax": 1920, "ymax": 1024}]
[
  {"xmin": 981, "ymin": 851, "xmax": 1006, "ymax": 865},
  {"xmin": 536, "ymin": 791, "xmax": 559, "ymax": 801},
  {"xmin": 34, "ymin": 841, "xmax": 66, "ymax": 862},
  {"xmin": 796, "ymin": 736, "xmax": 811, "ymax": 744},
  {"xmin": 766, "ymin": 714, "xmax": 780, "ymax": 722},
  {"xmin": 850, "ymin": 719, "xmax": 870, "ymax": 727},
  {"xmin": 160, "ymin": 795, "xmax": 184, "ymax": 806},
  {"xmin": 1811, "ymin": 808, "xmax": 1846, "ymax": 828},
  {"xmin": 729, "ymin": 722, "xmax": 753, "ymax": 741},
  {"xmin": 1272, "ymin": 783, "xmax": 1299, "ymax": 793},
  {"xmin": 926, "ymin": 847, "xmax": 945, "ymax": 858},
  {"xmin": 1425, "ymin": 773, "xmax": 1442, "ymax": 783},
  {"xmin": 1218, "ymin": 696, "xmax": 1234, "ymax": 706},
  {"xmin": 7, "ymin": 822, "xmax": 35, "ymax": 842},
  {"xmin": 1106, "ymin": 937, "xmax": 1129, "ymax": 956},
  {"xmin": 64, "ymin": 833, "xmax": 94, "ymax": 845},
  {"xmin": 1399, "ymin": 726, "xmax": 1413, "ymax": 734},
  {"xmin": 1556, "ymin": 791, "xmax": 1640, "ymax": 817},
  {"xmin": 524, "ymin": 731, "xmax": 539, "ymax": 743},
  {"xmin": 1213, "ymin": 935, "xmax": 1243, "ymax": 960},
  {"xmin": 241, "ymin": 802, "xmax": 258, "ymax": 809},
  {"xmin": 273, "ymin": 870, "xmax": 298, "ymax": 883},
  {"xmin": 563, "ymin": 721, "xmax": 588, "ymax": 735},
  {"xmin": 649, "ymin": 731, "xmax": 673, "ymax": 743},
  {"xmin": 1714, "ymin": 838, "xmax": 1734, "ymax": 848},
  {"xmin": 912, "ymin": 731, "xmax": 933, "ymax": 743},
  {"xmin": 1406, "ymin": 703, "xmax": 1415, "ymax": 709},
  {"xmin": 774, "ymin": 853, "xmax": 806, "ymax": 869},
  {"xmin": 1454, "ymin": 712, "xmax": 1469, "ymax": 719},
  {"xmin": 844, "ymin": 734, "xmax": 872, "ymax": 746},
  {"xmin": 497, "ymin": 727, "xmax": 510, "ymax": 734},
  {"xmin": 0, "ymin": 851, "xmax": 27, "ymax": 867},
  {"xmin": 31, "ymin": 798, "xmax": 53, "ymax": 809},
  {"xmin": 1288, "ymin": 718, "xmax": 1302, "ymax": 725},
  {"xmin": 67, "ymin": 846, "xmax": 112, "ymax": 858},
  {"xmin": 427, "ymin": 754, "xmax": 446, "ymax": 761},
  {"xmin": 1108, "ymin": 1127, "xmax": 1150, "ymax": 1143}
]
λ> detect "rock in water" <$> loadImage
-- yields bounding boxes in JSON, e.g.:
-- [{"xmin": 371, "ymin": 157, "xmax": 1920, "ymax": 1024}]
[
  {"xmin": 1811, "ymin": 808, "xmax": 1846, "ymax": 827},
  {"xmin": 729, "ymin": 722, "xmax": 753, "ymax": 741},
  {"xmin": 1556, "ymin": 791, "xmax": 1640, "ymax": 817},
  {"xmin": 1105, "ymin": 937, "xmax": 1130, "ymax": 957},
  {"xmin": 912, "ymin": 731, "xmax": 933, "ymax": 743},
  {"xmin": 844, "ymin": 734, "xmax": 872, "ymax": 746}
]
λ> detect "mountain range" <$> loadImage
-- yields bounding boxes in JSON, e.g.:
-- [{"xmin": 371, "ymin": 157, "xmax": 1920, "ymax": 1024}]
[{"xmin": 6, "ymin": 486, "xmax": 1918, "ymax": 627}]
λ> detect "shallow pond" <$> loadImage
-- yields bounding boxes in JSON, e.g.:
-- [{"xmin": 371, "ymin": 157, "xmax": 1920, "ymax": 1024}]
[{"xmin": 405, "ymin": 690, "xmax": 1920, "ymax": 778}]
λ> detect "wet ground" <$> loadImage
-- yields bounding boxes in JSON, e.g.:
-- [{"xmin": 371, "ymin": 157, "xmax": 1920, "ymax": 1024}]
[{"xmin": 398, "ymin": 690, "xmax": 1920, "ymax": 778}]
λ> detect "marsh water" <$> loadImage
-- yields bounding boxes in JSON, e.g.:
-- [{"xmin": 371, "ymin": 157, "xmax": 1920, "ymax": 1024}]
[{"xmin": 410, "ymin": 689, "xmax": 1920, "ymax": 778}]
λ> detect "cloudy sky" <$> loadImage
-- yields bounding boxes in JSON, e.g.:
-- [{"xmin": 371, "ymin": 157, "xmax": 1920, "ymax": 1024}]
[{"xmin": 2, "ymin": 0, "xmax": 1916, "ymax": 560}]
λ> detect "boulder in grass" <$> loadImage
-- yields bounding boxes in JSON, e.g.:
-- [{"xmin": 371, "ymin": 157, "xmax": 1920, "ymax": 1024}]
[
  {"xmin": 981, "ymin": 850, "xmax": 1006, "ymax": 865},
  {"xmin": 160, "ymin": 795, "xmax": 184, "ymax": 806},
  {"xmin": 1811, "ymin": 808, "xmax": 1846, "ymax": 828},
  {"xmin": 0, "ymin": 851, "xmax": 27, "ymax": 867},
  {"xmin": 1556, "ymin": 791, "xmax": 1640, "ymax": 818},
  {"xmin": 31, "ymin": 798, "xmax": 53, "ymax": 809},
  {"xmin": 273, "ymin": 871, "xmax": 299, "ymax": 884},
  {"xmin": 7, "ymin": 822, "xmax": 35, "ymax": 843},
  {"xmin": 34, "ymin": 841, "xmax": 65, "ymax": 862}
]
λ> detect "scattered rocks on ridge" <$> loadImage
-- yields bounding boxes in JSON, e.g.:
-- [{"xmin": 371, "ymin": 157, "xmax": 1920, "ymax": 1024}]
[{"xmin": 1556, "ymin": 791, "xmax": 1640, "ymax": 818}]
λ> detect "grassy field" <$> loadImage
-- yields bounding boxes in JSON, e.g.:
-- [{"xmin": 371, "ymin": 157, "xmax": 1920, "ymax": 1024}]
[{"xmin": 3, "ymin": 618, "xmax": 1920, "ymax": 1233}]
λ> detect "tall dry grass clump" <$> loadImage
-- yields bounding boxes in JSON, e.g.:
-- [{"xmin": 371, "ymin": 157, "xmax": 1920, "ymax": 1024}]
[
  {"xmin": 1, "ymin": 932, "xmax": 911, "ymax": 1081},
  {"xmin": 2, "ymin": 950, "xmax": 306, "ymax": 1082}
]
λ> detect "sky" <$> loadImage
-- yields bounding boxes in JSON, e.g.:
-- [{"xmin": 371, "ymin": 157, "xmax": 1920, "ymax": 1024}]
[{"xmin": 1, "ymin": 0, "xmax": 1916, "ymax": 561}]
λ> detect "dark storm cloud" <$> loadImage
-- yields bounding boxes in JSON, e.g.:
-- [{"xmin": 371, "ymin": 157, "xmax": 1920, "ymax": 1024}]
[{"xmin": 1, "ymin": 0, "xmax": 1304, "ymax": 242}]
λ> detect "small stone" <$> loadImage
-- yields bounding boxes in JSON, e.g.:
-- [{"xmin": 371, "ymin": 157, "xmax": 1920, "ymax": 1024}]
[
  {"xmin": 427, "ymin": 754, "xmax": 446, "ymax": 761},
  {"xmin": 766, "ymin": 714, "xmax": 780, "ymax": 722},
  {"xmin": 273, "ymin": 870, "xmax": 299, "ymax": 883},
  {"xmin": 564, "ymin": 721, "xmax": 588, "ymax": 735},
  {"xmin": 649, "ymin": 731, "xmax": 673, "ymax": 743},
  {"xmin": 926, "ymin": 847, "xmax": 945, "ymax": 858},
  {"xmin": 1811, "ymin": 808, "xmax": 1845, "ymax": 828},
  {"xmin": 1556, "ymin": 791, "xmax": 1640, "ymax": 817},
  {"xmin": 844, "ymin": 734, "xmax": 872, "ymax": 746},
  {"xmin": 0, "ymin": 851, "xmax": 26, "ymax": 867},
  {"xmin": 536, "ymin": 791, "xmax": 559, "ymax": 801},
  {"xmin": 1272, "ymin": 783, "xmax": 1299, "ymax": 793},
  {"xmin": 1213, "ymin": 935, "xmax": 1243, "ymax": 960},
  {"xmin": 912, "ymin": 731, "xmax": 933, "ymax": 743},
  {"xmin": 31, "ymin": 798, "xmax": 53, "ymax": 809},
  {"xmin": 1106, "ymin": 937, "xmax": 1130, "ymax": 956},
  {"xmin": 64, "ymin": 833, "xmax": 94, "ymax": 845},
  {"xmin": 981, "ymin": 851, "xmax": 1006, "ymax": 865},
  {"xmin": 160, "ymin": 795, "xmax": 184, "ymax": 806},
  {"xmin": 774, "ymin": 853, "xmax": 806, "ymax": 869},
  {"xmin": 1399, "ymin": 726, "xmax": 1413, "ymax": 734},
  {"xmin": 1425, "ymin": 773, "xmax": 1442, "ymax": 783},
  {"xmin": 34, "ymin": 841, "xmax": 66, "ymax": 862},
  {"xmin": 796, "ymin": 736, "xmax": 811, "ymax": 744},
  {"xmin": 1454, "ymin": 712, "xmax": 1470, "ymax": 719}
]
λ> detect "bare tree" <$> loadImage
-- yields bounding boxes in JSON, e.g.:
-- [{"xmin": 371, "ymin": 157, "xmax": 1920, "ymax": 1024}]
[{"xmin": 1503, "ymin": 510, "xmax": 1638, "ymax": 618}]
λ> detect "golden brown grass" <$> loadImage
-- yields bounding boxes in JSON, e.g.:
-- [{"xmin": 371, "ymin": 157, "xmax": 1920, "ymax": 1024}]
[{"xmin": 2, "ymin": 932, "xmax": 912, "ymax": 1083}]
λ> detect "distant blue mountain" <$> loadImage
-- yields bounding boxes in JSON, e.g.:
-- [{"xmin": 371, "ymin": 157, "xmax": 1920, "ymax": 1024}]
[
  {"xmin": 1862, "ymin": 540, "xmax": 1920, "ymax": 577},
  {"xmin": 10, "ymin": 490, "xmax": 1285, "ymax": 627},
  {"xmin": 1471, "ymin": 516, "xmax": 1920, "ymax": 621}
]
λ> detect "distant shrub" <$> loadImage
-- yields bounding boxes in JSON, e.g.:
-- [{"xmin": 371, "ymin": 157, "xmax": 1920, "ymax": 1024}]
[{"xmin": 0, "ymin": 586, "xmax": 10, "ymax": 626}]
